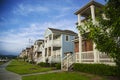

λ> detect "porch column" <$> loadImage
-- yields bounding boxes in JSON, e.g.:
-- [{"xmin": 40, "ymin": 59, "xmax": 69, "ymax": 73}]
[
  {"xmin": 78, "ymin": 32, "xmax": 82, "ymax": 63},
  {"xmin": 51, "ymin": 34, "xmax": 54, "ymax": 63},
  {"xmin": 90, "ymin": 5, "xmax": 95, "ymax": 24},
  {"xmin": 93, "ymin": 43, "xmax": 97, "ymax": 63},
  {"xmin": 47, "ymin": 47, "xmax": 49, "ymax": 57},
  {"xmin": 78, "ymin": 14, "xmax": 82, "ymax": 25},
  {"xmin": 97, "ymin": 51, "xmax": 100, "ymax": 63},
  {"xmin": 51, "ymin": 34, "xmax": 54, "ymax": 56}
]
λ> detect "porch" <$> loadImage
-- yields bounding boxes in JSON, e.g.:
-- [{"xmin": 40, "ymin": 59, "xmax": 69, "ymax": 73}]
[
  {"xmin": 45, "ymin": 34, "xmax": 61, "ymax": 47},
  {"xmin": 45, "ymin": 47, "xmax": 61, "ymax": 63},
  {"xmin": 75, "ymin": 51, "xmax": 114, "ymax": 65}
]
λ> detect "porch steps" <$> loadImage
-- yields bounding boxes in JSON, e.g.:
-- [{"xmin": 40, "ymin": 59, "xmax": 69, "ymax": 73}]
[{"xmin": 61, "ymin": 54, "xmax": 75, "ymax": 71}]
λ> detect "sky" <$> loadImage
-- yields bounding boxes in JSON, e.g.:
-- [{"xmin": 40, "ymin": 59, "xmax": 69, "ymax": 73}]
[{"xmin": 0, "ymin": 0, "xmax": 105, "ymax": 55}]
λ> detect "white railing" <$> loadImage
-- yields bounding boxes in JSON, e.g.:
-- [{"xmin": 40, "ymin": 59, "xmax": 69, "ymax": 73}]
[
  {"xmin": 53, "ymin": 40, "xmax": 61, "ymax": 47},
  {"xmin": 44, "ymin": 40, "xmax": 61, "ymax": 47},
  {"xmin": 37, "ymin": 47, "xmax": 43, "ymax": 52},
  {"xmin": 36, "ymin": 56, "xmax": 43, "ymax": 64},
  {"xmin": 62, "ymin": 54, "xmax": 75, "ymax": 71},
  {"xmin": 76, "ymin": 51, "xmax": 114, "ymax": 64},
  {"xmin": 81, "ymin": 51, "xmax": 94, "ymax": 62},
  {"xmin": 51, "ymin": 55, "xmax": 61, "ymax": 63},
  {"xmin": 98, "ymin": 52, "xmax": 113, "ymax": 62},
  {"xmin": 47, "ymin": 55, "xmax": 61, "ymax": 63}
]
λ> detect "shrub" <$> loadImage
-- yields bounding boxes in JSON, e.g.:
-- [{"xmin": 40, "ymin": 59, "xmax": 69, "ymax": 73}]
[
  {"xmin": 29, "ymin": 61, "xmax": 36, "ymax": 64},
  {"xmin": 50, "ymin": 63, "xmax": 57, "ymax": 67},
  {"xmin": 38, "ymin": 62, "xmax": 50, "ymax": 67},
  {"xmin": 55, "ymin": 63, "xmax": 61, "ymax": 69},
  {"xmin": 73, "ymin": 63, "xmax": 117, "ymax": 76}
]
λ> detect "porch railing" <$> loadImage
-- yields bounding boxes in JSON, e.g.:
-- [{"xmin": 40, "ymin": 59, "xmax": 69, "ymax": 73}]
[
  {"xmin": 76, "ymin": 51, "xmax": 114, "ymax": 63},
  {"xmin": 61, "ymin": 54, "xmax": 75, "ymax": 71},
  {"xmin": 81, "ymin": 51, "xmax": 94, "ymax": 62}
]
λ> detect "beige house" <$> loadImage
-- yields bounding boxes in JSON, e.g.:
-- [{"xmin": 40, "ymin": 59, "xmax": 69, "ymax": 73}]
[
  {"xmin": 74, "ymin": 1, "xmax": 114, "ymax": 64},
  {"xmin": 19, "ymin": 47, "xmax": 31, "ymax": 61},
  {"xmin": 33, "ymin": 39, "xmax": 44, "ymax": 64},
  {"xmin": 26, "ymin": 46, "xmax": 34, "ymax": 62},
  {"xmin": 61, "ymin": 1, "xmax": 115, "ymax": 71},
  {"xmin": 19, "ymin": 50, "xmax": 26, "ymax": 58}
]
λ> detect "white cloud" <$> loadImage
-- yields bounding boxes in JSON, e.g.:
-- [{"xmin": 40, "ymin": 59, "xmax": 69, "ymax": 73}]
[
  {"xmin": 13, "ymin": 4, "xmax": 49, "ymax": 16},
  {"xmin": 0, "ymin": 19, "xmax": 77, "ymax": 55}
]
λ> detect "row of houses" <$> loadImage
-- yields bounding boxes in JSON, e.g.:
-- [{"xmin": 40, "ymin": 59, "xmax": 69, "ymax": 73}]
[
  {"xmin": 19, "ymin": 28, "xmax": 77, "ymax": 64},
  {"xmin": 19, "ymin": 1, "xmax": 114, "ymax": 71}
]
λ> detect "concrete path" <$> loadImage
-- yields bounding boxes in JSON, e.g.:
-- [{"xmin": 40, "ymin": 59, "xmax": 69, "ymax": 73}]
[
  {"xmin": 0, "ymin": 61, "xmax": 62, "ymax": 80},
  {"xmin": 0, "ymin": 61, "xmax": 21, "ymax": 80},
  {"xmin": 22, "ymin": 70, "xmax": 62, "ymax": 76}
]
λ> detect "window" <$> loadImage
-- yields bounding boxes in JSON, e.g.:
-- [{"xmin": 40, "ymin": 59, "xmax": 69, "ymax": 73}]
[
  {"xmin": 48, "ymin": 47, "xmax": 51, "ymax": 56},
  {"xmin": 65, "ymin": 35, "xmax": 69, "ymax": 41},
  {"xmin": 82, "ymin": 40, "xmax": 93, "ymax": 52},
  {"xmin": 49, "ymin": 35, "xmax": 52, "ymax": 40},
  {"xmin": 45, "ymin": 48, "xmax": 47, "ymax": 56}
]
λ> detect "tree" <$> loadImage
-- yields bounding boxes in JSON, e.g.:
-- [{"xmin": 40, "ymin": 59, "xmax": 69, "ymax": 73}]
[{"xmin": 77, "ymin": 0, "xmax": 120, "ymax": 75}]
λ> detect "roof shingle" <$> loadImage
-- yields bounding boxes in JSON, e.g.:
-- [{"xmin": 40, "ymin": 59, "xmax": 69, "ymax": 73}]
[{"xmin": 48, "ymin": 28, "xmax": 77, "ymax": 36}]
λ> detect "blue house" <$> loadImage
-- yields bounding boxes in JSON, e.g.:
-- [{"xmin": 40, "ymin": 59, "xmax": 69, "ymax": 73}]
[{"xmin": 44, "ymin": 28, "xmax": 77, "ymax": 64}]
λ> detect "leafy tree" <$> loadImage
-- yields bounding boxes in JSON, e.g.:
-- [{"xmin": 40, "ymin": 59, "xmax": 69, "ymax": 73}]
[{"xmin": 77, "ymin": 0, "xmax": 120, "ymax": 75}]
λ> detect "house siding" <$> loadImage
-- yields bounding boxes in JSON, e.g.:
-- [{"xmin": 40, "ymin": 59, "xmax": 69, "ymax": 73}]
[{"xmin": 61, "ymin": 35, "xmax": 75, "ymax": 58}]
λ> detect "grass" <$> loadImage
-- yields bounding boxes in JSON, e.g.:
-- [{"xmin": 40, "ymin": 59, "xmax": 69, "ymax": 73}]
[
  {"xmin": 6, "ymin": 60, "xmax": 52, "ymax": 75},
  {"xmin": 22, "ymin": 72, "xmax": 107, "ymax": 80}
]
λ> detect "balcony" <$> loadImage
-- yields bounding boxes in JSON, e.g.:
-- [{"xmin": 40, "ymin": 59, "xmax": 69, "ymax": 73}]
[
  {"xmin": 37, "ymin": 46, "xmax": 43, "ymax": 52},
  {"xmin": 48, "ymin": 55, "xmax": 61, "ymax": 63},
  {"xmin": 53, "ymin": 40, "xmax": 61, "ymax": 47},
  {"xmin": 45, "ymin": 40, "xmax": 61, "ymax": 47}
]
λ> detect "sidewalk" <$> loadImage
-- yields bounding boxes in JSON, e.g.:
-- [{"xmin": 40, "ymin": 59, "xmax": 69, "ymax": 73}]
[
  {"xmin": 0, "ymin": 61, "xmax": 62, "ymax": 80},
  {"xmin": 0, "ymin": 61, "xmax": 21, "ymax": 80},
  {"xmin": 22, "ymin": 70, "xmax": 62, "ymax": 76}
]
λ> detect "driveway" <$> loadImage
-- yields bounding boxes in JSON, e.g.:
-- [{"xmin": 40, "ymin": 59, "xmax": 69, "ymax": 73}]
[{"xmin": 0, "ymin": 61, "xmax": 21, "ymax": 80}]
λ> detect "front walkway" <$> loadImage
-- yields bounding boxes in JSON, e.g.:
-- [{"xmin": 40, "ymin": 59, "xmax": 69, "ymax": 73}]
[
  {"xmin": 0, "ymin": 61, "xmax": 21, "ymax": 80},
  {"xmin": 22, "ymin": 70, "xmax": 62, "ymax": 76}
]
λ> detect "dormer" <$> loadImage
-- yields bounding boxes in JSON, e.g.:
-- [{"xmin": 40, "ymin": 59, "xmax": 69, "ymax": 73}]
[{"xmin": 75, "ymin": 1, "xmax": 103, "ymax": 25}]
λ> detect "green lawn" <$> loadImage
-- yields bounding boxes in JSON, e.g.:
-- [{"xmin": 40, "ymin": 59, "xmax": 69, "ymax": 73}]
[
  {"xmin": 22, "ymin": 72, "xmax": 106, "ymax": 80},
  {"xmin": 6, "ymin": 60, "xmax": 52, "ymax": 75}
]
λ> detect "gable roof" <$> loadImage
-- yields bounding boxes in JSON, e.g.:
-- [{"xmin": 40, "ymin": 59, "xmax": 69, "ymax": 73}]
[
  {"xmin": 75, "ymin": 1, "xmax": 104, "ymax": 15},
  {"xmin": 36, "ymin": 39, "xmax": 44, "ymax": 42},
  {"xmin": 48, "ymin": 28, "xmax": 77, "ymax": 36}
]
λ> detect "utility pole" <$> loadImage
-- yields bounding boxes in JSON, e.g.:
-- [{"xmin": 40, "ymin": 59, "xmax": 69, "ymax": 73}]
[{"xmin": 29, "ymin": 38, "xmax": 33, "ymax": 47}]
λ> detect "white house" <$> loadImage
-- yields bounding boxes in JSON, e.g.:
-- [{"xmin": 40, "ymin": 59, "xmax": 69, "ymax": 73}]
[
  {"xmin": 44, "ymin": 28, "xmax": 77, "ymax": 64},
  {"xmin": 33, "ymin": 39, "xmax": 44, "ymax": 64}
]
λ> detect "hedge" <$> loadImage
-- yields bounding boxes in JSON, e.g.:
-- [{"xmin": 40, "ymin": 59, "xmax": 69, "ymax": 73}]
[
  {"xmin": 38, "ymin": 62, "xmax": 50, "ymax": 67},
  {"xmin": 55, "ymin": 63, "xmax": 61, "ymax": 69},
  {"xmin": 37, "ymin": 62, "xmax": 61, "ymax": 69},
  {"xmin": 73, "ymin": 63, "xmax": 117, "ymax": 76}
]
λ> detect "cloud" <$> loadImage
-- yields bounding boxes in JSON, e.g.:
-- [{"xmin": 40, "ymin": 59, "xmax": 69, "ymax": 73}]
[
  {"xmin": 0, "ymin": 19, "xmax": 77, "ymax": 55},
  {"xmin": 13, "ymin": 4, "xmax": 49, "ymax": 16}
]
